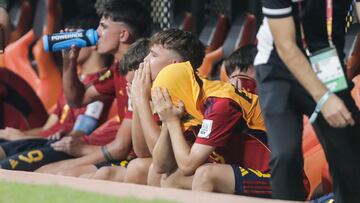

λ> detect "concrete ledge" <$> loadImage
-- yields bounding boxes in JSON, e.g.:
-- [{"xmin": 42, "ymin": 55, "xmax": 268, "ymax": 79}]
[{"xmin": 0, "ymin": 169, "xmax": 297, "ymax": 203}]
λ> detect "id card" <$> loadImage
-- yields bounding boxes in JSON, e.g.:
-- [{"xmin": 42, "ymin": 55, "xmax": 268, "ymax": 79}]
[{"xmin": 309, "ymin": 47, "xmax": 348, "ymax": 92}]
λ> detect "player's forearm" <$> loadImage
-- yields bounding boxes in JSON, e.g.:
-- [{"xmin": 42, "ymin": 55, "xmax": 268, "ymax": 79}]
[
  {"xmin": 62, "ymin": 60, "xmax": 86, "ymax": 107},
  {"xmin": 131, "ymin": 107, "xmax": 151, "ymax": 157},
  {"xmin": 107, "ymin": 140, "xmax": 131, "ymax": 160},
  {"xmin": 23, "ymin": 128, "xmax": 42, "ymax": 136},
  {"xmin": 152, "ymin": 123, "xmax": 176, "ymax": 173},
  {"xmin": 79, "ymin": 145, "xmax": 101, "ymax": 157},
  {"xmin": 268, "ymin": 17, "xmax": 328, "ymax": 102},
  {"xmin": 76, "ymin": 150, "xmax": 106, "ymax": 165},
  {"xmin": 167, "ymin": 120, "xmax": 195, "ymax": 175},
  {"xmin": 277, "ymin": 42, "xmax": 328, "ymax": 101},
  {"xmin": 136, "ymin": 99, "xmax": 160, "ymax": 154}
]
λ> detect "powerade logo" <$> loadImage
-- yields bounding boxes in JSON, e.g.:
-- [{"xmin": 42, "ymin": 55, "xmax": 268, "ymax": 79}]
[{"xmin": 51, "ymin": 33, "xmax": 84, "ymax": 41}]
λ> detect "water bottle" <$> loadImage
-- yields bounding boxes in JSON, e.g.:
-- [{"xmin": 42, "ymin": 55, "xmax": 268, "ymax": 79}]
[
  {"xmin": 42, "ymin": 29, "xmax": 98, "ymax": 52},
  {"xmin": 73, "ymin": 101, "xmax": 104, "ymax": 135}
]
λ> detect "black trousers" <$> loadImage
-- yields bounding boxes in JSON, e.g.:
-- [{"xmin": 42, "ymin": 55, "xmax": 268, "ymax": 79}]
[{"xmin": 256, "ymin": 62, "xmax": 360, "ymax": 203}]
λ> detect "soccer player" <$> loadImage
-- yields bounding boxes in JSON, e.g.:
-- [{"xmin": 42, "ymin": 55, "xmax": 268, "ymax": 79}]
[{"xmin": 149, "ymin": 49, "xmax": 269, "ymax": 195}]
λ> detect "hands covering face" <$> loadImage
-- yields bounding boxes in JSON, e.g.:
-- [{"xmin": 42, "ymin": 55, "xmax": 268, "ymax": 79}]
[
  {"xmin": 151, "ymin": 87, "xmax": 184, "ymax": 122},
  {"xmin": 130, "ymin": 61, "xmax": 152, "ymax": 105}
]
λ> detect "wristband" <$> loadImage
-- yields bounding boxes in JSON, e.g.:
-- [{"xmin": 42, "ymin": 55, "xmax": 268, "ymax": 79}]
[
  {"xmin": 309, "ymin": 90, "xmax": 333, "ymax": 124},
  {"xmin": 101, "ymin": 145, "xmax": 115, "ymax": 163}
]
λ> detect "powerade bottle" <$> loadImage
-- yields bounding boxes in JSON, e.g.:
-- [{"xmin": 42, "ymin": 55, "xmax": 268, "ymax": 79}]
[
  {"xmin": 73, "ymin": 101, "xmax": 104, "ymax": 135},
  {"xmin": 42, "ymin": 29, "xmax": 98, "ymax": 52}
]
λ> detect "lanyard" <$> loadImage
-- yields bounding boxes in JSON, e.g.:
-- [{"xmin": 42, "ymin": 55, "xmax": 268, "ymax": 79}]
[{"xmin": 299, "ymin": 0, "xmax": 334, "ymax": 56}]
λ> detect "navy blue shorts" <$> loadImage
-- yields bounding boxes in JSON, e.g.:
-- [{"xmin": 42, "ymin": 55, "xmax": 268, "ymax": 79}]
[
  {"xmin": 0, "ymin": 140, "xmax": 73, "ymax": 171},
  {"xmin": 231, "ymin": 164, "xmax": 272, "ymax": 198},
  {"xmin": 0, "ymin": 139, "xmax": 48, "ymax": 158}
]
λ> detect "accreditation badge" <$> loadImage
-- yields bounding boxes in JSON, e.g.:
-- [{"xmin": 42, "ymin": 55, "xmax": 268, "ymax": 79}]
[{"xmin": 309, "ymin": 47, "xmax": 348, "ymax": 92}]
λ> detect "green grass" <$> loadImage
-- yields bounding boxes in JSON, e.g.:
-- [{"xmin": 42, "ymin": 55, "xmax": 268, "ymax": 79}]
[{"xmin": 0, "ymin": 181, "xmax": 174, "ymax": 203}]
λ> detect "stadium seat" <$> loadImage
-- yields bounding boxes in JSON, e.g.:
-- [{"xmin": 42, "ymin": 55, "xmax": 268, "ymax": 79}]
[
  {"xmin": 9, "ymin": 0, "xmax": 33, "ymax": 43},
  {"xmin": 302, "ymin": 123, "xmax": 328, "ymax": 200},
  {"xmin": 174, "ymin": 11, "xmax": 193, "ymax": 32},
  {"xmin": 0, "ymin": 68, "xmax": 48, "ymax": 129},
  {"xmin": 199, "ymin": 14, "xmax": 229, "ymax": 54},
  {"xmin": 303, "ymin": 144, "xmax": 327, "ymax": 200},
  {"xmin": 197, "ymin": 14, "xmax": 257, "ymax": 78},
  {"xmin": 0, "ymin": 0, "xmax": 33, "ymax": 68},
  {"xmin": 3, "ymin": 0, "xmax": 62, "ymax": 110},
  {"xmin": 1, "ymin": 100, "xmax": 31, "ymax": 130}
]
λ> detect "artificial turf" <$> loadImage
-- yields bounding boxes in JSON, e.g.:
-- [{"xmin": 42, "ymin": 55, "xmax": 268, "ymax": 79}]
[{"xmin": 0, "ymin": 181, "xmax": 174, "ymax": 203}]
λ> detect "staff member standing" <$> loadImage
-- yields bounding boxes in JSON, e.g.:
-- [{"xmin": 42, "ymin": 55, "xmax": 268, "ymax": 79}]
[{"xmin": 254, "ymin": 0, "xmax": 360, "ymax": 202}]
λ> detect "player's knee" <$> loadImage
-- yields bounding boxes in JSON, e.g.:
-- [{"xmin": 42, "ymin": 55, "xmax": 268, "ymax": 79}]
[
  {"xmin": 147, "ymin": 163, "xmax": 161, "ymax": 186},
  {"xmin": 58, "ymin": 169, "xmax": 79, "ymax": 177},
  {"xmin": 160, "ymin": 174, "xmax": 179, "ymax": 188},
  {"xmin": 192, "ymin": 164, "xmax": 216, "ymax": 191},
  {"xmin": 124, "ymin": 159, "xmax": 149, "ymax": 184},
  {"xmin": 93, "ymin": 167, "xmax": 113, "ymax": 180}
]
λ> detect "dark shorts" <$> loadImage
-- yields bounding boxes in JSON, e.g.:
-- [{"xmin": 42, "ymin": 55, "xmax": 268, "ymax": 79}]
[
  {"xmin": 0, "ymin": 139, "xmax": 48, "ymax": 158},
  {"xmin": 95, "ymin": 160, "xmax": 129, "ymax": 169},
  {"xmin": 310, "ymin": 193, "xmax": 334, "ymax": 203},
  {"xmin": 0, "ymin": 139, "xmax": 7, "ymax": 143},
  {"xmin": 0, "ymin": 140, "xmax": 73, "ymax": 171},
  {"xmin": 231, "ymin": 164, "xmax": 271, "ymax": 198}
]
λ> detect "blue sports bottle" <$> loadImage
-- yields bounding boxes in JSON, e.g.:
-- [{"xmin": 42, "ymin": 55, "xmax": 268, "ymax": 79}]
[
  {"xmin": 42, "ymin": 29, "xmax": 98, "ymax": 52},
  {"xmin": 73, "ymin": 101, "xmax": 104, "ymax": 135}
]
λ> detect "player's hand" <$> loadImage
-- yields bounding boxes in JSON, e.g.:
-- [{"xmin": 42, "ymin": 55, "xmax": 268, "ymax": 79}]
[
  {"xmin": 47, "ymin": 132, "xmax": 66, "ymax": 140},
  {"xmin": 0, "ymin": 127, "xmax": 25, "ymax": 140},
  {"xmin": 51, "ymin": 136, "xmax": 85, "ymax": 157},
  {"xmin": 132, "ymin": 62, "xmax": 152, "ymax": 103},
  {"xmin": 320, "ymin": 94, "xmax": 355, "ymax": 128},
  {"xmin": 126, "ymin": 82, "xmax": 136, "ymax": 109},
  {"xmin": 151, "ymin": 87, "xmax": 184, "ymax": 122},
  {"xmin": 61, "ymin": 28, "xmax": 81, "ymax": 70}
]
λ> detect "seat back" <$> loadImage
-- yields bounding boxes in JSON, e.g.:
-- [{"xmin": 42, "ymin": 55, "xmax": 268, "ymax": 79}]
[
  {"xmin": 199, "ymin": 14, "xmax": 229, "ymax": 53},
  {"xmin": 303, "ymin": 144, "xmax": 327, "ymax": 200},
  {"xmin": 223, "ymin": 14, "xmax": 257, "ymax": 59},
  {"xmin": 9, "ymin": 0, "xmax": 33, "ymax": 43},
  {"xmin": 3, "ymin": 30, "xmax": 38, "ymax": 90},
  {"xmin": 0, "ymin": 69, "xmax": 48, "ymax": 128},
  {"xmin": 220, "ymin": 14, "xmax": 257, "ymax": 81},
  {"xmin": 174, "ymin": 12, "xmax": 193, "ymax": 31},
  {"xmin": 32, "ymin": 0, "xmax": 62, "ymax": 110},
  {"xmin": 3, "ymin": 0, "xmax": 62, "ymax": 110},
  {"xmin": 302, "ymin": 123, "xmax": 328, "ymax": 200}
]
